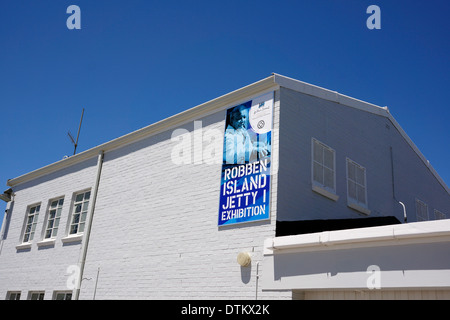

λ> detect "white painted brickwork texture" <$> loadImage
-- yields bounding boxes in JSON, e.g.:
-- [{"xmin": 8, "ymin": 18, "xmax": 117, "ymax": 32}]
[
  {"xmin": 0, "ymin": 90, "xmax": 290, "ymax": 299},
  {"xmin": 0, "ymin": 157, "xmax": 98, "ymax": 300},
  {"xmin": 80, "ymin": 92, "xmax": 288, "ymax": 299}
]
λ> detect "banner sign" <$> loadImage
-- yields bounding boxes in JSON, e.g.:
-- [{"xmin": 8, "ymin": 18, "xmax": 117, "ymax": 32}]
[{"xmin": 218, "ymin": 91, "xmax": 274, "ymax": 226}]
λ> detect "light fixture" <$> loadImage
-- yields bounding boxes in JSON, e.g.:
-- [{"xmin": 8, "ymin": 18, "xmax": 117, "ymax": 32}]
[
  {"xmin": 237, "ymin": 252, "xmax": 251, "ymax": 267},
  {"xmin": 0, "ymin": 188, "xmax": 12, "ymax": 202}
]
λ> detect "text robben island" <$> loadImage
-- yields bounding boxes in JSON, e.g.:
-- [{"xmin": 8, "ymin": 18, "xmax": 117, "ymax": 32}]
[{"xmin": 220, "ymin": 159, "xmax": 269, "ymax": 221}]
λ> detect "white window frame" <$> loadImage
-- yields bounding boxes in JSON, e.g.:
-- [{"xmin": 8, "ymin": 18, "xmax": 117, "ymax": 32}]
[
  {"xmin": 53, "ymin": 291, "xmax": 72, "ymax": 300},
  {"xmin": 434, "ymin": 209, "xmax": 447, "ymax": 220},
  {"xmin": 346, "ymin": 158, "xmax": 370, "ymax": 215},
  {"xmin": 28, "ymin": 291, "xmax": 45, "ymax": 300},
  {"xmin": 67, "ymin": 190, "xmax": 91, "ymax": 237},
  {"xmin": 6, "ymin": 291, "xmax": 21, "ymax": 300},
  {"xmin": 415, "ymin": 199, "xmax": 429, "ymax": 221},
  {"xmin": 21, "ymin": 203, "xmax": 41, "ymax": 244},
  {"xmin": 38, "ymin": 197, "xmax": 65, "ymax": 247},
  {"xmin": 43, "ymin": 197, "xmax": 64, "ymax": 239},
  {"xmin": 311, "ymin": 138, "xmax": 338, "ymax": 201}
]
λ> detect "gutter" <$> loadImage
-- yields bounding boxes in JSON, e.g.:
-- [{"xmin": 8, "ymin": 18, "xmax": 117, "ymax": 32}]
[
  {"xmin": 74, "ymin": 150, "xmax": 104, "ymax": 300},
  {"xmin": 265, "ymin": 220, "xmax": 450, "ymax": 254},
  {"xmin": 7, "ymin": 76, "xmax": 278, "ymax": 187}
]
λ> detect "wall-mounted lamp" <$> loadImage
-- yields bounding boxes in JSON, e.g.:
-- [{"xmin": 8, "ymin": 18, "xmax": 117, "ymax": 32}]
[
  {"xmin": 0, "ymin": 188, "xmax": 12, "ymax": 203},
  {"xmin": 237, "ymin": 252, "xmax": 252, "ymax": 267}
]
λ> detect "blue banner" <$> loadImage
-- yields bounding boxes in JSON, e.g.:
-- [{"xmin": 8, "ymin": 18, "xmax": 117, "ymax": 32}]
[{"xmin": 218, "ymin": 92, "xmax": 273, "ymax": 226}]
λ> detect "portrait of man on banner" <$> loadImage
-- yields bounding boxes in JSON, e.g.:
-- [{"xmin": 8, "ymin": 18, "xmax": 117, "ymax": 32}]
[{"xmin": 223, "ymin": 102, "xmax": 271, "ymax": 165}]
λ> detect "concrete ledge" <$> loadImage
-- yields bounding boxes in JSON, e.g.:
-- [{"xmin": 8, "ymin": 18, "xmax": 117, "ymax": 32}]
[{"xmin": 266, "ymin": 220, "xmax": 450, "ymax": 254}]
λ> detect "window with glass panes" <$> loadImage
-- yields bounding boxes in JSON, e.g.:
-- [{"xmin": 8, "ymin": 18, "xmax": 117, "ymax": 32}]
[
  {"xmin": 29, "ymin": 292, "xmax": 45, "ymax": 300},
  {"xmin": 312, "ymin": 139, "xmax": 336, "ymax": 192},
  {"xmin": 23, "ymin": 204, "xmax": 40, "ymax": 243},
  {"xmin": 7, "ymin": 292, "xmax": 21, "ymax": 300},
  {"xmin": 69, "ymin": 191, "xmax": 90, "ymax": 235},
  {"xmin": 415, "ymin": 199, "xmax": 429, "ymax": 221},
  {"xmin": 44, "ymin": 198, "xmax": 64, "ymax": 239},
  {"xmin": 53, "ymin": 291, "xmax": 72, "ymax": 300},
  {"xmin": 435, "ymin": 209, "xmax": 447, "ymax": 220},
  {"xmin": 346, "ymin": 158, "xmax": 368, "ymax": 207}
]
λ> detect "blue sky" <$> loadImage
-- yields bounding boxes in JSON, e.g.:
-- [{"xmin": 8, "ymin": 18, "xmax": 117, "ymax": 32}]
[{"xmin": 0, "ymin": 0, "xmax": 449, "ymax": 228}]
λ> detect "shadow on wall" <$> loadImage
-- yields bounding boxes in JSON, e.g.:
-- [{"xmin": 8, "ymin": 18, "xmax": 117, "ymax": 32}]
[{"xmin": 276, "ymin": 216, "xmax": 401, "ymax": 237}]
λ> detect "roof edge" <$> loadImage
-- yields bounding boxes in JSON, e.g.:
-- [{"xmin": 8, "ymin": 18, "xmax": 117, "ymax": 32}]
[
  {"xmin": 273, "ymin": 73, "xmax": 389, "ymax": 116},
  {"xmin": 265, "ymin": 219, "xmax": 450, "ymax": 254},
  {"xmin": 273, "ymin": 73, "xmax": 449, "ymax": 195},
  {"xmin": 7, "ymin": 75, "xmax": 278, "ymax": 187}
]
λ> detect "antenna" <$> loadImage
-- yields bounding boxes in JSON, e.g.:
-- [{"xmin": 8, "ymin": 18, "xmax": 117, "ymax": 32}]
[{"xmin": 68, "ymin": 108, "xmax": 85, "ymax": 155}]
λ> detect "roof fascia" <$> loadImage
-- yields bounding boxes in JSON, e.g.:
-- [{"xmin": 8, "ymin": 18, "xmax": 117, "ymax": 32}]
[
  {"xmin": 7, "ymin": 75, "xmax": 278, "ymax": 187},
  {"xmin": 273, "ymin": 73, "xmax": 449, "ymax": 195},
  {"xmin": 273, "ymin": 73, "xmax": 389, "ymax": 117}
]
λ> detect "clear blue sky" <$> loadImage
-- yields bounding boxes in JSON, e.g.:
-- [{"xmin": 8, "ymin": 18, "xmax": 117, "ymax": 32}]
[{"xmin": 1, "ymin": 0, "xmax": 449, "ymax": 228}]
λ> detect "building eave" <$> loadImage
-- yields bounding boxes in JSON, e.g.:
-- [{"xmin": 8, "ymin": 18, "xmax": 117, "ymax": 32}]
[
  {"xmin": 7, "ymin": 75, "xmax": 278, "ymax": 187},
  {"xmin": 265, "ymin": 219, "xmax": 450, "ymax": 254},
  {"xmin": 273, "ymin": 73, "xmax": 450, "ymax": 195},
  {"xmin": 7, "ymin": 73, "xmax": 450, "ymax": 195}
]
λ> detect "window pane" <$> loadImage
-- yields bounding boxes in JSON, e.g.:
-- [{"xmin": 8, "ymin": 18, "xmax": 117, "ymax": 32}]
[
  {"xmin": 313, "ymin": 162, "xmax": 323, "ymax": 184},
  {"xmin": 84, "ymin": 191, "xmax": 91, "ymax": 200},
  {"xmin": 356, "ymin": 166, "xmax": 365, "ymax": 185},
  {"xmin": 30, "ymin": 293, "xmax": 43, "ymax": 300},
  {"xmin": 75, "ymin": 194, "xmax": 84, "ymax": 202},
  {"xmin": 347, "ymin": 161, "xmax": 356, "ymax": 181},
  {"xmin": 324, "ymin": 167, "xmax": 334, "ymax": 189},
  {"xmin": 70, "ymin": 225, "xmax": 78, "ymax": 234},
  {"xmin": 357, "ymin": 185, "xmax": 366, "ymax": 203},
  {"xmin": 323, "ymin": 148, "xmax": 334, "ymax": 169},
  {"xmin": 313, "ymin": 142, "xmax": 323, "ymax": 163},
  {"xmin": 348, "ymin": 180, "xmax": 356, "ymax": 199}
]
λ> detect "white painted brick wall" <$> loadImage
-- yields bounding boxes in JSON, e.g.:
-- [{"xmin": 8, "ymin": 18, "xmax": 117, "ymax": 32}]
[
  {"xmin": 0, "ymin": 89, "xmax": 290, "ymax": 299},
  {"xmin": 79, "ymin": 92, "xmax": 288, "ymax": 300},
  {"xmin": 0, "ymin": 157, "xmax": 99, "ymax": 300}
]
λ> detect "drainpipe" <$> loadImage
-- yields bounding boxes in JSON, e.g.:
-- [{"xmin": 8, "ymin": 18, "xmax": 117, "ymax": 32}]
[
  {"xmin": 399, "ymin": 201, "xmax": 407, "ymax": 223},
  {"xmin": 255, "ymin": 262, "xmax": 260, "ymax": 300},
  {"xmin": 74, "ymin": 150, "xmax": 104, "ymax": 300},
  {"xmin": 391, "ymin": 147, "xmax": 407, "ymax": 223},
  {"xmin": 0, "ymin": 209, "xmax": 8, "ymax": 256}
]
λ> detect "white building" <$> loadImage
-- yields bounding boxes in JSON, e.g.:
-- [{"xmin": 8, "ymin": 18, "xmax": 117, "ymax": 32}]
[{"xmin": 1, "ymin": 74, "xmax": 449, "ymax": 300}]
